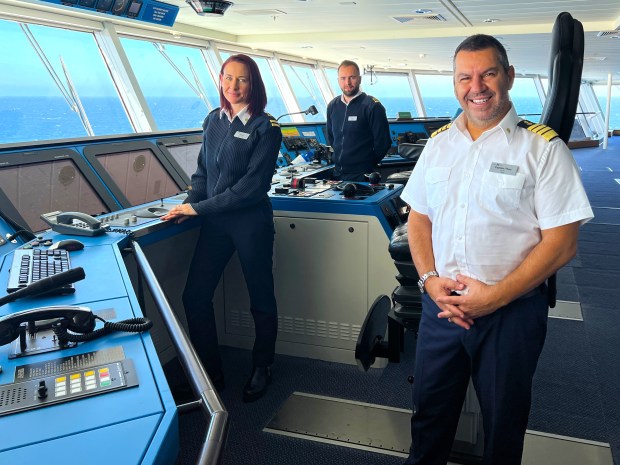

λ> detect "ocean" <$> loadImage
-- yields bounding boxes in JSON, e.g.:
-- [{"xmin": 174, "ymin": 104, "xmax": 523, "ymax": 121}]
[{"xmin": 1, "ymin": 96, "xmax": 619, "ymax": 145}]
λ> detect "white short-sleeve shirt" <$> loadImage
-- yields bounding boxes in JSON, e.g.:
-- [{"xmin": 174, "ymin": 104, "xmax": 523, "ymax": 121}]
[{"xmin": 400, "ymin": 106, "xmax": 593, "ymax": 285}]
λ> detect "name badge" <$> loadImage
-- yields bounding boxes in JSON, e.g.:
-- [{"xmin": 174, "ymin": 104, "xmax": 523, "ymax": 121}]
[
  {"xmin": 348, "ymin": 116, "xmax": 358, "ymax": 122},
  {"xmin": 489, "ymin": 162, "xmax": 518, "ymax": 176},
  {"xmin": 234, "ymin": 131, "xmax": 250, "ymax": 139}
]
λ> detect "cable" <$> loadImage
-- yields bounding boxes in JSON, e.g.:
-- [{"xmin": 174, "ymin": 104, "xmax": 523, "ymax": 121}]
[
  {"xmin": 103, "ymin": 226, "xmax": 135, "ymax": 238},
  {"xmin": 6, "ymin": 229, "xmax": 36, "ymax": 242},
  {"xmin": 52, "ymin": 315, "xmax": 153, "ymax": 344}
]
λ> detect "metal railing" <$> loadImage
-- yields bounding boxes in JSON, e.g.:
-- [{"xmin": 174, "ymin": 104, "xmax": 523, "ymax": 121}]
[{"xmin": 131, "ymin": 240, "xmax": 229, "ymax": 465}]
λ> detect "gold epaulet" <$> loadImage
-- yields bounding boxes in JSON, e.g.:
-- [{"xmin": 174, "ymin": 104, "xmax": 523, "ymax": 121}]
[
  {"xmin": 368, "ymin": 95, "xmax": 381, "ymax": 104},
  {"xmin": 517, "ymin": 120, "xmax": 558, "ymax": 142},
  {"xmin": 430, "ymin": 123, "xmax": 452, "ymax": 138},
  {"xmin": 266, "ymin": 113, "xmax": 280, "ymax": 128}
]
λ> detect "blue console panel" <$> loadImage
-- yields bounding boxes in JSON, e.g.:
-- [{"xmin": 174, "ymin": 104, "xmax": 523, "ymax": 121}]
[
  {"xmin": 0, "ymin": 124, "xmax": 419, "ymax": 463},
  {"xmin": 0, "ymin": 233, "xmax": 178, "ymax": 465}
]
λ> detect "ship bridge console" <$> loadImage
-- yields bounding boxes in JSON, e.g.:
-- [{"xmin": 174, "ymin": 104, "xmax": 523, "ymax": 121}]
[{"xmin": 0, "ymin": 118, "xmax": 443, "ymax": 463}]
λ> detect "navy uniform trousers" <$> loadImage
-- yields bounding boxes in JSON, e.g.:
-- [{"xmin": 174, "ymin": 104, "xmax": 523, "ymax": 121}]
[
  {"xmin": 182, "ymin": 201, "xmax": 277, "ymax": 377},
  {"xmin": 405, "ymin": 288, "xmax": 548, "ymax": 465}
]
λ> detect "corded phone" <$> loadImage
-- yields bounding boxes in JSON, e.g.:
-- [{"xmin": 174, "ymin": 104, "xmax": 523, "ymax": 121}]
[
  {"xmin": 0, "ymin": 306, "xmax": 95, "ymax": 346},
  {"xmin": 40, "ymin": 211, "xmax": 106, "ymax": 237},
  {"xmin": 0, "ymin": 305, "xmax": 152, "ymax": 347}
]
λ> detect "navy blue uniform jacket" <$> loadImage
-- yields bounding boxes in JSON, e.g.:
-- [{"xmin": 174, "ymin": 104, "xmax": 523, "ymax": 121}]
[
  {"xmin": 326, "ymin": 92, "xmax": 392, "ymax": 177},
  {"xmin": 186, "ymin": 109, "xmax": 282, "ymax": 215}
]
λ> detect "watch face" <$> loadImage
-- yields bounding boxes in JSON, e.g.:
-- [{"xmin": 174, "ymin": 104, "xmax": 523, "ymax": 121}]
[{"xmin": 111, "ymin": 0, "xmax": 128, "ymax": 15}]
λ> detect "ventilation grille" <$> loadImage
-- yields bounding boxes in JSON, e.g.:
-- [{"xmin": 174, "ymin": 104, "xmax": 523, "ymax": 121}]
[
  {"xmin": 229, "ymin": 310, "xmax": 361, "ymax": 341},
  {"xmin": 0, "ymin": 386, "xmax": 28, "ymax": 407},
  {"xmin": 392, "ymin": 14, "xmax": 446, "ymax": 24}
]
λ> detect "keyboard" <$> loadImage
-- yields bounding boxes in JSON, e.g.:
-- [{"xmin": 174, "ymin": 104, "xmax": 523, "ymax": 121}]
[{"xmin": 6, "ymin": 248, "xmax": 75, "ymax": 295}]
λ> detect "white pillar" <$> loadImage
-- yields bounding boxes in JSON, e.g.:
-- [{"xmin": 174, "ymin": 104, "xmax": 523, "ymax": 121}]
[{"xmin": 603, "ymin": 74, "xmax": 612, "ymax": 150}]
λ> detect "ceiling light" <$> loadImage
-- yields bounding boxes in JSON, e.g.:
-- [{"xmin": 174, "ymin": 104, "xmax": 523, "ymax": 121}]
[
  {"xmin": 415, "ymin": 9, "xmax": 432, "ymax": 14},
  {"xmin": 483, "ymin": 18, "xmax": 500, "ymax": 23},
  {"xmin": 186, "ymin": 0, "xmax": 233, "ymax": 16}
]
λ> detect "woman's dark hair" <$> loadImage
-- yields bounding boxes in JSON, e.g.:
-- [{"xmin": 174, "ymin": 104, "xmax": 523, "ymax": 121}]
[
  {"xmin": 453, "ymin": 34, "xmax": 510, "ymax": 72},
  {"xmin": 219, "ymin": 54, "xmax": 267, "ymax": 116}
]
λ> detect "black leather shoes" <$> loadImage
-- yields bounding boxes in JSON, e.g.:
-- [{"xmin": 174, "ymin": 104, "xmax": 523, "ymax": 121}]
[{"xmin": 242, "ymin": 366, "xmax": 271, "ymax": 402}]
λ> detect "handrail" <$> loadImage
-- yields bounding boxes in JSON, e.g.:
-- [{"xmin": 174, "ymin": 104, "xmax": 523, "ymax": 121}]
[{"xmin": 131, "ymin": 240, "xmax": 229, "ymax": 465}]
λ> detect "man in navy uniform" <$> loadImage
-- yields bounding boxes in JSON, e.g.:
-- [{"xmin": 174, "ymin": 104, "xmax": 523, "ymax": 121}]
[
  {"xmin": 400, "ymin": 34, "xmax": 593, "ymax": 464},
  {"xmin": 326, "ymin": 60, "xmax": 391, "ymax": 181}
]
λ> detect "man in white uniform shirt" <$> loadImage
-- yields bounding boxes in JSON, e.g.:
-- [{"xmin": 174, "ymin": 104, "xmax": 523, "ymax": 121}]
[{"xmin": 400, "ymin": 34, "xmax": 593, "ymax": 465}]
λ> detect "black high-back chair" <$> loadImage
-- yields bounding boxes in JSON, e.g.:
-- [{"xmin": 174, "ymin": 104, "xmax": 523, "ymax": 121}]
[
  {"xmin": 539, "ymin": 12, "xmax": 584, "ymax": 143},
  {"xmin": 539, "ymin": 12, "xmax": 584, "ymax": 307}
]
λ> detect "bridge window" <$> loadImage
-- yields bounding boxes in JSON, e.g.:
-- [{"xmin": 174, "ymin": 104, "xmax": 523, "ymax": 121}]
[
  {"xmin": 512, "ymin": 77, "xmax": 543, "ymax": 123},
  {"xmin": 415, "ymin": 74, "xmax": 458, "ymax": 118},
  {"xmin": 362, "ymin": 72, "xmax": 418, "ymax": 118},
  {"xmin": 594, "ymin": 84, "xmax": 620, "ymax": 130},
  {"xmin": 281, "ymin": 61, "xmax": 326, "ymax": 122},
  {"xmin": 0, "ymin": 19, "xmax": 133, "ymax": 144},
  {"xmin": 323, "ymin": 67, "xmax": 340, "ymax": 97},
  {"xmin": 120, "ymin": 38, "xmax": 220, "ymax": 130}
]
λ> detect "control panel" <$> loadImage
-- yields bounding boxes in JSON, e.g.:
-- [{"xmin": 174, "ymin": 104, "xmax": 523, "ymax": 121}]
[
  {"xmin": 0, "ymin": 356, "xmax": 137, "ymax": 417},
  {"xmin": 279, "ymin": 124, "xmax": 329, "ymax": 167},
  {"xmin": 98, "ymin": 197, "xmax": 185, "ymax": 228},
  {"xmin": 270, "ymin": 162, "xmax": 398, "ymax": 202}
]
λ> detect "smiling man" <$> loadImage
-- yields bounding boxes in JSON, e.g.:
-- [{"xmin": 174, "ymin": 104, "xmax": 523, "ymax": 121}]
[{"xmin": 400, "ymin": 35, "xmax": 593, "ymax": 465}]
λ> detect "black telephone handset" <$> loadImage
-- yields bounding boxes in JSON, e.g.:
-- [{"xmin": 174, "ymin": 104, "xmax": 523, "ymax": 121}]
[
  {"xmin": 0, "ymin": 306, "xmax": 95, "ymax": 346},
  {"xmin": 40, "ymin": 211, "xmax": 106, "ymax": 237}
]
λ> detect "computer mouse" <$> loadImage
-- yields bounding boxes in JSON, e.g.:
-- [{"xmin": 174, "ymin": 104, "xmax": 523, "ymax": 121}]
[{"xmin": 49, "ymin": 239, "xmax": 85, "ymax": 251}]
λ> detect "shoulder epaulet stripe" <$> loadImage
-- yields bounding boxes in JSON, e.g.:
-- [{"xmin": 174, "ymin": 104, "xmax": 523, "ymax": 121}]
[
  {"xmin": 266, "ymin": 113, "xmax": 280, "ymax": 127},
  {"xmin": 431, "ymin": 123, "xmax": 452, "ymax": 138},
  {"xmin": 517, "ymin": 120, "xmax": 558, "ymax": 141},
  {"xmin": 367, "ymin": 95, "xmax": 381, "ymax": 104}
]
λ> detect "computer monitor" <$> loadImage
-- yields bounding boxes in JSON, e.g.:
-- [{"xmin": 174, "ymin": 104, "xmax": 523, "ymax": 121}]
[
  {"xmin": 155, "ymin": 134, "xmax": 203, "ymax": 184},
  {"xmin": 83, "ymin": 141, "xmax": 187, "ymax": 209},
  {"xmin": 0, "ymin": 148, "xmax": 117, "ymax": 233}
]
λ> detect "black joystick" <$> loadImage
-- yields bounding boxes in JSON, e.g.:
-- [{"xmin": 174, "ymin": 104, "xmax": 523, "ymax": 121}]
[
  {"xmin": 37, "ymin": 380, "xmax": 48, "ymax": 399},
  {"xmin": 343, "ymin": 183, "xmax": 357, "ymax": 198},
  {"xmin": 367, "ymin": 172, "xmax": 381, "ymax": 185}
]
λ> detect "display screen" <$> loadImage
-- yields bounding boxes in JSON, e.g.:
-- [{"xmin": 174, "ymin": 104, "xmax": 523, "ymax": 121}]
[
  {"xmin": 126, "ymin": 0, "xmax": 142, "ymax": 16},
  {"xmin": 165, "ymin": 142, "xmax": 202, "ymax": 178},
  {"xmin": 95, "ymin": 148, "xmax": 181, "ymax": 206},
  {"xmin": 96, "ymin": 0, "xmax": 114, "ymax": 10},
  {"xmin": 0, "ymin": 159, "xmax": 109, "ymax": 233}
]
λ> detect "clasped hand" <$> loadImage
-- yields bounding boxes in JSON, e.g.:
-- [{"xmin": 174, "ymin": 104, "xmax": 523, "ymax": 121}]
[{"xmin": 428, "ymin": 274, "xmax": 501, "ymax": 330}]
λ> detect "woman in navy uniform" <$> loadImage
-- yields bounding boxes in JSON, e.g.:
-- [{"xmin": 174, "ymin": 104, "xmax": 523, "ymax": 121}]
[{"xmin": 161, "ymin": 54, "xmax": 282, "ymax": 402}]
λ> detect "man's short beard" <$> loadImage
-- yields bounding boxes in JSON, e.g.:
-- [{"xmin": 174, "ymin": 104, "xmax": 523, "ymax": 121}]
[{"xmin": 343, "ymin": 85, "xmax": 360, "ymax": 97}]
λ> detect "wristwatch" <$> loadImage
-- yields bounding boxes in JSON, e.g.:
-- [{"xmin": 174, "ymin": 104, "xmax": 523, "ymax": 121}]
[{"xmin": 417, "ymin": 271, "xmax": 439, "ymax": 294}]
